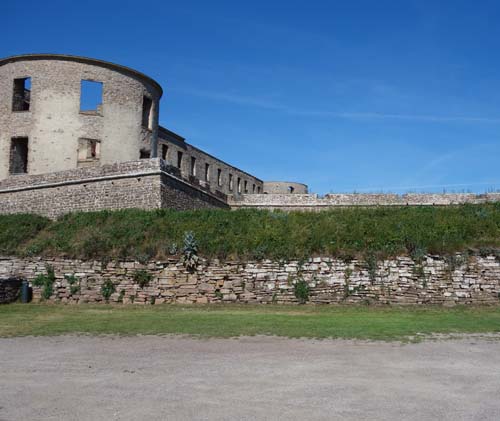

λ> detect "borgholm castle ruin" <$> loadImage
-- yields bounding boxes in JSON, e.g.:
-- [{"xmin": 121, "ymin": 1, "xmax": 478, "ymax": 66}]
[{"xmin": 1, "ymin": 54, "xmax": 499, "ymax": 218}]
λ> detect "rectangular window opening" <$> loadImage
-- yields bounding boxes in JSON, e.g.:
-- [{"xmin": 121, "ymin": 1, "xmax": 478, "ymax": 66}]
[
  {"xmin": 205, "ymin": 163, "xmax": 210, "ymax": 181},
  {"xmin": 9, "ymin": 137, "xmax": 29, "ymax": 174},
  {"xmin": 80, "ymin": 80, "xmax": 103, "ymax": 114},
  {"xmin": 237, "ymin": 177, "xmax": 242, "ymax": 194},
  {"xmin": 77, "ymin": 138, "xmax": 101, "ymax": 167},
  {"xmin": 177, "ymin": 151, "xmax": 183, "ymax": 169},
  {"xmin": 244, "ymin": 180, "xmax": 248, "ymax": 193},
  {"xmin": 140, "ymin": 149, "xmax": 150, "ymax": 159},
  {"xmin": 229, "ymin": 174, "xmax": 233, "ymax": 190},
  {"xmin": 190, "ymin": 157, "xmax": 196, "ymax": 176},
  {"xmin": 217, "ymin": 169, "xmax": 222, "ymax": 186},
  {"xmin": 161, "ymin": 144, "xmax": 168, "ymax": 160},
  {"xmin": 257, "ymin": 186, "xmax": 261, "ymax": 193},
  {"xmin": 252, "ymin": 184, "xmax": 256, "ymax": 193},
  {"xmin": 142, "ymin": 96, "xmax": 153, "ymax": 129},
  {"xmin": 12, "ymin": 77, "xmax": 31, "ymax": 112}
]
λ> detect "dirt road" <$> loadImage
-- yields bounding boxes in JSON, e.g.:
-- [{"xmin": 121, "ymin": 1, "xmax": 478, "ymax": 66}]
[{"xmin": 1, "ymin": 335, "xmax": 499, "ymax": 420}]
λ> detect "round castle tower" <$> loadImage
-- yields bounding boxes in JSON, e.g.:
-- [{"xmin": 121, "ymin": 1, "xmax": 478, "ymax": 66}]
[
  {"xmin": 0, "ymin": 54, "xmax": 162, "ymax": 180},
  {"xmin": 263, "ymin": 181, "xmax": 309, "ymax": 194}
]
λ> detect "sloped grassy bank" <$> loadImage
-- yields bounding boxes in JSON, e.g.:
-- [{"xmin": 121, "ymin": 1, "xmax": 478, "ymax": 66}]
[{"xmin": 0, "ymin": 204, "xmax": 499, "ymax": 261}]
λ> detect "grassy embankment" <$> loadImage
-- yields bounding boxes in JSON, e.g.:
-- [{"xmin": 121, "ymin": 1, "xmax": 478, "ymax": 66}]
[
  {"xmin": 1, "ymin": 304, "xmax": 500, "ymax": 340},
  {"xmin": 0, "ymin": 204, "xmax": 499, "ymax": 261}
]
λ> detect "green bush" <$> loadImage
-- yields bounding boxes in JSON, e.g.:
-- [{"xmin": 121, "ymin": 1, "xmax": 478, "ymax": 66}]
[
  {"xmin": 100, "ymin": 279, "xmax": 115, "ymax": 303},
  {"xmin": 132, "ymin": 270, "xmax": 153, "ymax": 288},
  {"xmin": 64, "ymin": 274, "xmax": 81, "ymax": 295},
  {"xmin": 293, "ymin": 279, "xmax": 310, "ymax": 304},
  {"xmin": 32, "ymin": 264, "xmax": 56, "ymax": 300}
]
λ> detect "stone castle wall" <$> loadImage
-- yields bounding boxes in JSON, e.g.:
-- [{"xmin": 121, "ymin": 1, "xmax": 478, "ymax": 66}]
[
  {"xmin": 0, "ymin": 159, "xmax": 227, "ymax": 218},
  {"xmin": 1, "ymin": 254, "xmax": 498, "ymax": 306},
  {"xmin": 158, "ymin": 128, "xmax": 264, "ymax": 198},
  {"xmin": 229, "ymin": 192, "xmax": 500, "ymax": 210},
  {"xmin": 0, "ymin": 55, "xmax": 162, "ymax": 180}
]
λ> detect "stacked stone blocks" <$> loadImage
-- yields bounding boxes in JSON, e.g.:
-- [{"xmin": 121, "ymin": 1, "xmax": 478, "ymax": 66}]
[{"xmin": 1, "ymin": 254, "xmax": 498, "ymax": 306}]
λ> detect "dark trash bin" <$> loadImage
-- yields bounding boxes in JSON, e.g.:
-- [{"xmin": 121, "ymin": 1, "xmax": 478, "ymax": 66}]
[{"xmin": 21, "ymin": 280, "xmax": 32, "ymax": 303}]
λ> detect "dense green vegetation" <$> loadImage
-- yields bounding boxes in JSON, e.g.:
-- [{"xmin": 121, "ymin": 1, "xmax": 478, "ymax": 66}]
[
  {"xmin": 0, "ymin": 204, "xmax": 499, "ymax": 260},
  {"xmin": 0, "ymin": 213, "xmax": 50, "ymax": 256},
  {"xmin": 1, "ymin": 304, "xmax": 500, "ymax": 340}
]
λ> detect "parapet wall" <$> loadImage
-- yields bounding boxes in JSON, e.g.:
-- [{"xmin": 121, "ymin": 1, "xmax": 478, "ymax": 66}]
[
  {"xmin": 0, "ymin": 158, "xmax": 227, "ymax": 218},
  {"xmin": 229, "ymin": 192, "xmax": 500, "ymax": 210},
  {"xmin": 1, "ymin": 254, "xmax": 499, "ymax": 305}
]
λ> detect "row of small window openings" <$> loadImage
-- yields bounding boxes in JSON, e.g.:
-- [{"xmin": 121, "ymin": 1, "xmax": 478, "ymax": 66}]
[
  {"xmin": 12, "ymin": 78, "xmax": 153, "ymax": 130},
  {"xmin": 161, "ymin": 145, "xmax": 260, "ymax": 192},
  {"xmin": 229, "ymin": 176, "xmax": 260, "ymax": 193}
]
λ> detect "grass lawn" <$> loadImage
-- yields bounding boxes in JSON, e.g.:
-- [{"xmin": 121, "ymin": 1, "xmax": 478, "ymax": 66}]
[{"xmin": 1, "ymin": 304, "xmax": 500, "ymax": 341}]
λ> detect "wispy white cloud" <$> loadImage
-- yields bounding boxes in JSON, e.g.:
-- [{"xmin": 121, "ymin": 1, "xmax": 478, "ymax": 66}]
[{"xmin": 172, "ymin": 87, "xmax": 500, "ymax": 124}]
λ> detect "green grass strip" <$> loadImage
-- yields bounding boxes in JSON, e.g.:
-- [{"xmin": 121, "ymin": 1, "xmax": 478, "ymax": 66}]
[{"xmin": 1, "ymin": 304, "xmax": 500, "ymax": 341}]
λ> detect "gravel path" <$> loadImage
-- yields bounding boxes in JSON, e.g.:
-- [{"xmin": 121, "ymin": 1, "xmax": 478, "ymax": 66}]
[{"xmin": 1, "ymin": 335, "xmax": 500, "ymax": 420}]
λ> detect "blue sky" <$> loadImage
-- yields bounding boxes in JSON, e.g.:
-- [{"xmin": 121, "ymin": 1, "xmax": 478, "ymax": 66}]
[{"xmin": 2, "ymin": 0, "xmax": 499, "ymax": 194}]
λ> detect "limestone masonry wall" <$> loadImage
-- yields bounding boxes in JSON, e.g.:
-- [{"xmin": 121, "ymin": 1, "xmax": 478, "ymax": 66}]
[
  {"xmin": 0, "ymin": 159, "xmax": 227, "ymax": 218},
  {"xmin": 1, "ymin": 254, "xmax": 498, "ymax": 305},
  {"xmin": 0, "ymin": 278, "xmax": 22, "ymax": 304},
  {"xmin": 229, "ymin": 192, "xmax": 500, "ymax": 210}
]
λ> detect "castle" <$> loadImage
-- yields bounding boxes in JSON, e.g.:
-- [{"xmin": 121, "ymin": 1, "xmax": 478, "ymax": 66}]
[{"xmin": 0, "ymin": 54, "xmax": 498, "ymax": 218}]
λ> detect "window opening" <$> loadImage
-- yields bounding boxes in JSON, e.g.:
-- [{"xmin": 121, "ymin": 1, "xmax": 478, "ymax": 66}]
[
  {"xmin": 9, "ymin": 137, "xmax": 28, "ymax": 174},
  {"xmin": 205, "ymin": 163, "xmax": 210, "ymax": 181},
  {"xmin": 12, "ymin": 77, "xmax": 31, "ymax": 111},
  {"xmin": 142, "ymin": 96, "xmax": 153, "ymax": 129},
  {"xmin": 77, "ymin": 138, "xmax": 101, "ymax": 167},
  {"xmin": 161, "ymin": 144, "xmax": 168, "ymax": 160},
  {"xmin": 177, "ymin": 151, "xmax": 183, "ymax": 169},
  {"xmin": 190, "ymin": 157, "xmax": 196, "ymax": 176},
  {"xmin": 80, "ymin": 80, "xmax": 103, "ymax": 114}
]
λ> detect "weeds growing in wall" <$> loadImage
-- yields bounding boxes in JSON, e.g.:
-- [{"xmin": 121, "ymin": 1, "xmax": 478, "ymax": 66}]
[
  {"xmin": 64, "ymin": 274, "xmax": 80, "ymax": 295},
  {"xmin": 1, "ymin": 204, "xmax": 499, "ymax": 261},
  {"xmin": 132, "ymin": 270, "xmax": 153, "ymax": 288},
  {"xmin": 32, "ymin": 264, "xmax": 56, "ymax": 300},
  {"xmin": 293, "ymin": 278, "xmax": 310, "ymax": 304},
  {"xmin": 100, "ymin": 279, "xmax": 115, "ymax": 303}
]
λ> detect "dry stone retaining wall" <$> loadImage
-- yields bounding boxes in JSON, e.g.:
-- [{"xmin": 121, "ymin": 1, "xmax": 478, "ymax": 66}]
[
  {"xmin": 0, "ymin": 278, "xmax": 22, "ymax": 304},
  {"xmin": 1, "ymin": 254, "xmax": 499, "ymax": 306}
]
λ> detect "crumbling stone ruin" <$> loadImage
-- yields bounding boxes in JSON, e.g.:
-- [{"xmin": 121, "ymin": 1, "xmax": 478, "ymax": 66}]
[
  {"xmin": 0, "ymin": 54, "xmax": 311, "ymax": 217},
  {"xmin": 0, "ymin": 54, "xmax": 499, "ymax": 218}
]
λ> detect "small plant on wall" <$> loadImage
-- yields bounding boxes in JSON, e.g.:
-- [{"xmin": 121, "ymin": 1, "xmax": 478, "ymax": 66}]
[
  {"xmin": 100, "ymin": 279, "xmax": 116, "ymax": 303},
  {"xmin": 32, "ymin": 264, "xmax": 56, "ymax": 300},
  {"xmin": 133, "ymin": 270, "xmax": 153, "ymax": 288},
  {"xmin": 293, "ymin": 278, "xmax": 310, "ymax": 304},
  {"xmin": 181, "ymin": 231, "xmax": 199, "ymax": 272},
  {"xmin": 65, "ymin": 274, "xmax": 80, "ymax": 295}
]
